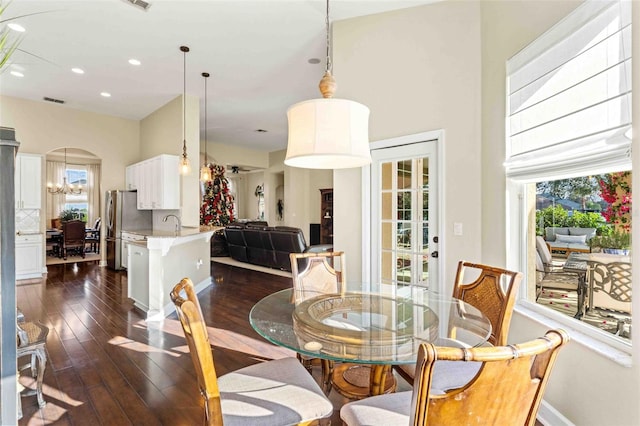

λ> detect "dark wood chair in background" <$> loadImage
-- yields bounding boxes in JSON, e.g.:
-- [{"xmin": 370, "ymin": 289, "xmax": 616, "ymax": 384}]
[
  {"xmin": 61, "ymin": 220, "xmax": 86, "ymax": 260},
  {"xmin": 85, "ymin": 217, "xmax": 101, "ymax": 254},
  {"xmin": 341, "ymin": 329, "xmax": 569, "ymax": 426}
]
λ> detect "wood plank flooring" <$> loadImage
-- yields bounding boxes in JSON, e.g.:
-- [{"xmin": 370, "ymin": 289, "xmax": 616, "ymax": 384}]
[
  {"xmin": 17, "ymin": 260, "xmax": 544, "ymax": 426},
  {"xmin": 17, "ymin": 261, "xmax": 350, "ymax": 425}
]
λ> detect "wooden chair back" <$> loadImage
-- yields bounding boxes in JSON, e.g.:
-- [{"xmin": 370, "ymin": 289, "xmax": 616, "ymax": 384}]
[
  {"xmin": 170, "ymin": 278, "xmax": 222, "ymax": 425},
  {"xmin": 453, "ymin": 261, "xmax": 522, "ymax": 345},
  {"xmin": 62, "ymin": 220, "xmax": 86, "ymax": 245},
  {"xmin": 410, "ymin": 329, "xmax": 569, "ymax": 425},
  {"xmin": 289, "ymin": 251, "xmax": 346, "ymax": 304}
]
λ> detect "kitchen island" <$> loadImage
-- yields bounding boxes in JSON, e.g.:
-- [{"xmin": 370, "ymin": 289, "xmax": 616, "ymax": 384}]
[{"xmin": 125, "ymin": 227, "xmax": 215, "ymax": 321}]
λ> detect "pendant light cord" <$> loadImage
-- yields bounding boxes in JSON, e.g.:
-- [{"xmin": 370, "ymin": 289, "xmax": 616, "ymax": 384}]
[
  {"xmin": 203, "ymin": 72, "xmax": 209, "ymax": 165},
  {"xmin": 325, "ymin": 0, "xmax": 332, "ymax": 74},
  {"xmin": 181, "ymin": 46, "xmax": 189, "ymax": 160}
]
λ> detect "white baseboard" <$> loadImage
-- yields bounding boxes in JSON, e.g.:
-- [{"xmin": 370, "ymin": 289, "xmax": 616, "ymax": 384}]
[
  {"xmin": 146, "ymin": 276, "xmax": 211, "ymax": 322},
  {"xmin": 537, "ymin": 400, "xmax": 574, "ymax": 426}
]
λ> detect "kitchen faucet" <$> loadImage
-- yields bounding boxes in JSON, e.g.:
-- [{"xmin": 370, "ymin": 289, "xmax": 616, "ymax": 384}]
[{"xmin": 162, "ymin": 214, "xmax": 181, "ymax": 235}]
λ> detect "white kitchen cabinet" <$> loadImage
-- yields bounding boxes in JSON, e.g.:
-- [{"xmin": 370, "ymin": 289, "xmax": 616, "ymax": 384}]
[
  {"xmin": 125, "ymin": 163, "xmax": 140, "ymax": 191},
  {"xmin": 132, "ymin": 155, "xmax": 179, "ymax": 210},
  {"xmin": 16, "ymin": 233, "xmax": 43, "ymax": 280},
  {"xmin": 127, "ymin": 242, "xmax": 149, "ymax": 311},
  {"xmin": 15, "ymin": 154, "xmax": 42, "ymax": 209}
]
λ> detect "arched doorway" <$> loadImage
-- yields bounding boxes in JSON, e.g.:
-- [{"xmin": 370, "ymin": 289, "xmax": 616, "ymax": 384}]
[{"xmin": 45, "ymin": 147, "xmax": 102, "ymax": 264}]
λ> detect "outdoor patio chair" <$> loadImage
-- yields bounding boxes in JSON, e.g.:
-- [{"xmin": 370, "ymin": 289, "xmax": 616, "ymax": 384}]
[{"xmin": 587, "ymin": 260, "xmax": 632, "ymax": 336}]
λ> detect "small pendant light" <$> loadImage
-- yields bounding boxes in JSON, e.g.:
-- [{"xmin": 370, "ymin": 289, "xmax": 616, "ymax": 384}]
[
  {"xmin": 199, "ymin": 72, "xmax": 212, "ymax": 182},
  {"xmin": 179, "ymin": 45, "xmax": 191, "ymax": 175}
]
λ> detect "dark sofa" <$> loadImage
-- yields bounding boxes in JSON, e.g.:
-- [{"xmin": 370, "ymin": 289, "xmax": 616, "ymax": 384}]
[{"xmin": 223, "ymin": 223, "xmax": 326, "ymax": 271}]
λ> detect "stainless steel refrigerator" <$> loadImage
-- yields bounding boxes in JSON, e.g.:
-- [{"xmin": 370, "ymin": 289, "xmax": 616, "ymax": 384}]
[{"xmin": 105, "ymin": 190, "xmax": 152, "ymax": 270}]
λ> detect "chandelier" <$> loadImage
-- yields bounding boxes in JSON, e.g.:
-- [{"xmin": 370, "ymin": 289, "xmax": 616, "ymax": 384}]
[{"xmin": 47, "ymin": 148, "xmax": 82, "ymax": 195}]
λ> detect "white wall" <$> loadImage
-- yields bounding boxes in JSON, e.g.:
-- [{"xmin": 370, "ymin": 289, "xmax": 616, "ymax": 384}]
[
  {"xmin": 333, "ymin": 1, "xmax": 482, "ymax": 288},
  {"xmin": 1, "ymin": 96, "xmax": 140, "ymax": 196},
  {"xmin": 140, "ymin": 94, "xmax": 200, "ymax": 227},
  {"xmin": 481, "ymin": 1, "xmax": 639, "ymax": 424},
  {"xmin": 336, "ymin": 1, "xmax": 640, "ymax": 423}
]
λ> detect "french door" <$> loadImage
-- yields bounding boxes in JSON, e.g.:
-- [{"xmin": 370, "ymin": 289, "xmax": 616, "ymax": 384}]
[{"xmin": 370, "ymin": 139, "xmax": 439, "ymax": 292}]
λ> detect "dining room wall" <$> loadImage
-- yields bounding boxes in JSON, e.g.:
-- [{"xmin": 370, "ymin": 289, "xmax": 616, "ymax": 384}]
[
  {"xmin": 333, "ymin": 0, "xmax": 482, "ymax": 286},
  {"xmin": 334, "ymin": 0, "xmax": 640, "ymax": 424}
]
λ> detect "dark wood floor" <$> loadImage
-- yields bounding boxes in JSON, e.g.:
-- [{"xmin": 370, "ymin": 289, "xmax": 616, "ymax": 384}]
[
  {"xmin": 17, "ymin": 260, "xmax": 544, "ymax": 426},
  {"xmin": 17, "ymin": 260, "xmax": 355, "ymax": 425}
]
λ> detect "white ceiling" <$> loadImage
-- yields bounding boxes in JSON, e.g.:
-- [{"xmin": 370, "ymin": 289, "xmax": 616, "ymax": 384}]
[{"xmin": 2, "ymin": 0, "xmax": 433, "ymax": 153}]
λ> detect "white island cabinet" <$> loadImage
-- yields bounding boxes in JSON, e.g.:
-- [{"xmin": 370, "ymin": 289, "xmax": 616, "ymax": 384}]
[{"xmin": 127, "ymin": 228, "xmax": 213, "ymax": 320}]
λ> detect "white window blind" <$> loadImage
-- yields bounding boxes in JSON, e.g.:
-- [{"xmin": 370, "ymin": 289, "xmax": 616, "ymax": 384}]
[{"xmin": 505, "ymin": 0, "xmax": 632, "ymax": 180}]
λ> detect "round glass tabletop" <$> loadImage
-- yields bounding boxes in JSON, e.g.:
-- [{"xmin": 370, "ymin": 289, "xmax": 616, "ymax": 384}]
[{"xmin": 250, "ymin": 287, "xmax": 492, "ymax": 364}]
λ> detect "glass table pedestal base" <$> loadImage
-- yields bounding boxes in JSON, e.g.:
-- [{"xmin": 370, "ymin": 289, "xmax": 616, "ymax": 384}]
[{"xmin": 331, "ymin": 364, "xmax": 397, "ymax": 399}]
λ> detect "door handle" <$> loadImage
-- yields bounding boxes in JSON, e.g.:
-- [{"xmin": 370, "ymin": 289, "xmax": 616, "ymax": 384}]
[{"xmin": 430, "ymin": 251, "xmax": 439, "ymax": 258}]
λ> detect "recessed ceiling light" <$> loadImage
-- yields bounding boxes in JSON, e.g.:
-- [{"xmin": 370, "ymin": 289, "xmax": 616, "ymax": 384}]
[
  {"xmin": 128, "ymin": 58, "xmax": 141, "ymax": 66},
  {"xmin": 8, "ymin": 23, "xmax": 25, "ymax": 32},
  {"xmin": 10, "ymin": 71, "xmax": 24, "ymax": 77},
  {"xmin": 100, "ymin": 92, "xmax": 111, "ymax": 98},
  {"xmin": 255, "ymin": 129, "xmax": 268, "ymax": 133},
  {"xmin": 71, "ymin": 68, "xmax": 85, "ymax": 74}
]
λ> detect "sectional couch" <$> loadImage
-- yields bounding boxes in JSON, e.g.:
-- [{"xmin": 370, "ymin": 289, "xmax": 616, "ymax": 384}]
[
  {"xmin": 223, "ymin": 223, "xmax": 328, "ymax": 272},
  {"xmin": 544, "ymin": 226, "xmax": 596, "ymax": 255}
]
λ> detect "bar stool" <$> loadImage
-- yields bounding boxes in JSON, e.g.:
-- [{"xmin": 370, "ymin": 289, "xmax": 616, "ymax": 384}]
[{"xmin": 17, "ymin": 321, "xmax": 49, "ymax": 417}]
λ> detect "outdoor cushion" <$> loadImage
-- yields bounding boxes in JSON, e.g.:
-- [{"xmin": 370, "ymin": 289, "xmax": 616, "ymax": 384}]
[
  {"xmin": 545, "ymin": 227, "xmax": 569, "ymax": 241},
  {"xmin": 569, "ymin": 227, "xmax": 596, "ymax": 241},
  {"xmin": 556, "ymin": 234, "xmax": 587, "ymax": 244}
]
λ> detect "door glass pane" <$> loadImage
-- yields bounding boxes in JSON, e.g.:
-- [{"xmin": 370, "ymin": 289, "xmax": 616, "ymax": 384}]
[
  {"xmin": 382, "ymin": 162, "xmax": 392, "ymax": 190},
  {"xmin": 381, "ymin": 222, "xmax": 392, "ymax": 250},
  {"xmin": 382, "ymin": 192, "xmax": 392, "ymax": 220}
]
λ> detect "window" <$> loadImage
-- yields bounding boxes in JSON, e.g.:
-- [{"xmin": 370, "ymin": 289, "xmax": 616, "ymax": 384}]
[
  {"xmin": 65, "ymin": 166, "xmax": 88, "ymax": 221},
  {"xmin": 505, "ymin": 0, "xmax": 632, "ymax": 348}
]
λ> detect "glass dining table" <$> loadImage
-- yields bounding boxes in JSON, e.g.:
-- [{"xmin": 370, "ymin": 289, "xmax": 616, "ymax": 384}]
[{"xmin": 249, "ymin": 286, "xmax": 492, "ymax": 396}]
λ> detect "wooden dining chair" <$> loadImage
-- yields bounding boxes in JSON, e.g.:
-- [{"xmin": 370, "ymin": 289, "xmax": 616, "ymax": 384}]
[
  {"xmin": 290, "ymin": 251, "xmax": 397, "ymax": 399},
  {"xmin": 170, "ymin": 278, "xmax": 333, "ymax": 426},
  {"xmin": 394, "ymin": 261, "xmax": 521, "ymax": 388},
  {"xmin": 290, "ymin": 251, "xmax": 346, "ymax": 394},
  {"xmin": 61, "ymin": 219, "xmax": 86, "ymax": 260},
  {"xmin": 341, "ymin": 329, "xmax": 569, "ymax": 426}
]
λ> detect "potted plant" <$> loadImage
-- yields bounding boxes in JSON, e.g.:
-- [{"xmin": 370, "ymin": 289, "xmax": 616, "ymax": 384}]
[
  {"xmin": 588, "ymin": 230, "xmax": 631, "ymax": 255},
  {"xmin": 59, "ymin": 208, "xmax": 80, "ymax": 222}
]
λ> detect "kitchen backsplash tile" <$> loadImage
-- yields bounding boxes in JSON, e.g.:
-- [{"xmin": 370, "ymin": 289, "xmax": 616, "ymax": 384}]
[{"xmin": 16, "ymin": 209, "xmax": 40, "ymax": 232}]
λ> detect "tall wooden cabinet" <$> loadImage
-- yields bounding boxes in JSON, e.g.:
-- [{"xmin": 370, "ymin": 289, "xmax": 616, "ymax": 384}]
[{"xmin": 320, "ymin": 189, "xmax": 333, "ymax": 245}]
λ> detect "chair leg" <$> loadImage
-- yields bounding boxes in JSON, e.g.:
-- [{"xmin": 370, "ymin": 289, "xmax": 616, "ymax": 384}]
[{"xmin": 34, "ymin": 348, "xmax": 46, "ymax": 408}]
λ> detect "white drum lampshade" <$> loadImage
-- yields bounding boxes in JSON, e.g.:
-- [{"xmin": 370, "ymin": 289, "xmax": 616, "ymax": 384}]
[{"xmin": 285, "ymin": 98, "xmax": 371, "ymax": 169}]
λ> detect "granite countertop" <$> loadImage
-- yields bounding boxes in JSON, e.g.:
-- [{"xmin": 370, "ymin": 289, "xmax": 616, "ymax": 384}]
[{"xmin": 123, "ymin": 227, "xmax": 212, "ymax": 239}]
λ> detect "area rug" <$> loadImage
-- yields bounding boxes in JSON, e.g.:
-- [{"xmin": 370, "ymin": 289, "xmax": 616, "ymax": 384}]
[
  {"xmin": 537, "ymin": 288, "xmax": 631, "ymax": 339},
  {"xmin": 46, "ymin": 253, "xmax": 101, "ymax": 266},
  {"xmin": 211, "ymin": 256, "xmax": 292, "ymax": 278}
]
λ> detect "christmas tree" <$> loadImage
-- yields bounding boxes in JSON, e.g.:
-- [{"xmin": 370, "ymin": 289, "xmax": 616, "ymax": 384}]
[{"xmin": 201, "ymin": 164, "xmax": 235, "ymax": 226}]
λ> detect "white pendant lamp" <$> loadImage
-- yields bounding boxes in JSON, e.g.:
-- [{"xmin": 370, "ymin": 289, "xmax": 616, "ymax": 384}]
[
  {"xmin": 285, "ymin": 0, "xmax": 371, "ymax": 169},
  {"xmin": 199, "ymin": 72, "xmax": 212, "ymax": 182}
]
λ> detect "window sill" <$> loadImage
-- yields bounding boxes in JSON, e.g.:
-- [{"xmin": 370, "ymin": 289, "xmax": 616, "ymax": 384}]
[{"xmin": 515, "ymin": 301, "xmax": 632, "ymax": 368}]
